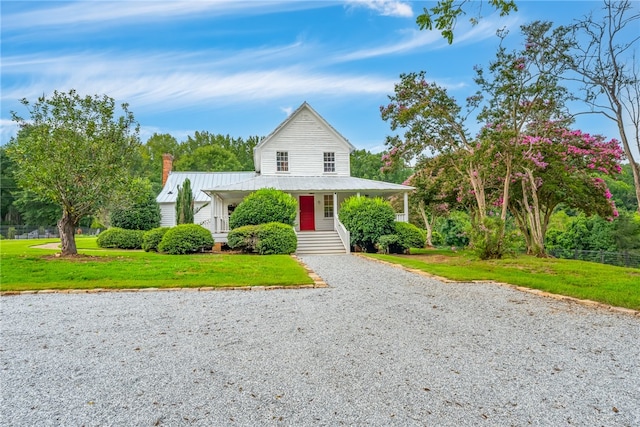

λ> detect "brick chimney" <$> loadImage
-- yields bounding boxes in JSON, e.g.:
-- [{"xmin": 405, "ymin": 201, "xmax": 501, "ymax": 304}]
[{"xmin": 162, "ymin": 153, "xmax": 174, "ymax": 186}]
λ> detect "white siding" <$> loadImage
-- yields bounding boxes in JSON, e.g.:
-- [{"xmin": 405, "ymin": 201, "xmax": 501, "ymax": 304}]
[
  {"xmin": 159, "ymin": 202, "xmax": 209, "ymax": 228},
  {"xmin": 260, "ymin": 113, "xmax": 351, "ymax": 176},
  {"xmin": 159, "ymin": 204, "xmax": 175, "ymax": 227}
]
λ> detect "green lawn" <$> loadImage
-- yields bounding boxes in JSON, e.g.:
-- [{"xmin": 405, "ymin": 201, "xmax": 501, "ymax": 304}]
[
  {"xmin": 366, "ymin": 249, "xmax": 640, "ymax": 311},
  {"xmin": 0, "ymin": 238, "xmax": 313, "ymax": 291}
]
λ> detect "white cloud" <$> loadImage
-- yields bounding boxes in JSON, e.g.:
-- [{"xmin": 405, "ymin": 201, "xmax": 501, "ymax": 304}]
[
  {"xmin": 280, "ymin": 106, "xmax": 294, "ymax": 116},
  {"xmin": 2, "ymin": 1, "xmax": 331, "ymax": 31},
  {"xmin": 1, "ymin": 52, "xmax": 397, "ymax": 114},
  {"xmin": 346, "ymin": 0, "xmax": 413, "ymax": 18},
  {"xmin": 334, "ymin": 29, "xmax": 442, "ymax": 61},
  {"xmin": 0, "ymin": 119, "xmax": 19, "ymax": 143}
]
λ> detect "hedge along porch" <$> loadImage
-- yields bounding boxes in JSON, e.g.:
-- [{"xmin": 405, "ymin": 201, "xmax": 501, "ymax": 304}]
[{"xmin": 156, "ymin": 102, "xmax": 414, "ymax": 254}]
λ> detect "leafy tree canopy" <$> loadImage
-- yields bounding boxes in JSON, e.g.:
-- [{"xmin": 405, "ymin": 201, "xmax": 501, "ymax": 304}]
[{"xmin": 7, "ymin": 89, "xmax": 139, "ymax": 255}]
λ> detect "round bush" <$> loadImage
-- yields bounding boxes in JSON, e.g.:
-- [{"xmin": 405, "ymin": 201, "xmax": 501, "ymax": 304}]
[
  {"xmin": 255, "ymin": 222, "xmax": 297, "ymax": 255},
  {"xmin": 97, "ymin": 227, "xmax": 145, "ymax": 249},
  {"xmin": 142, "ymin": 227, "xmax": 170, "ymax": 252},
  {"xmin": 229, "ymin": 188, "xmax": 297, "ymax": 229},
  {"xmin": 158, "ymin": 224, "xmax": 214, "ymax": 255},
  {"xmin": 338, "ymin": 196, "xmax": 395, "ymax": 252},
  {"xmin": 227, "ymin": 225, "xmax": 259, "ymax": 253},
  {"xmin": 394, "ymin": 222, "xmax": 426, "ymax": 250}
]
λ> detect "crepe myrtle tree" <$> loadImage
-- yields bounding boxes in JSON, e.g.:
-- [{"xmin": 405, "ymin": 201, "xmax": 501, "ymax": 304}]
[
  {"xmin": 381, "ymin": 22, "xmax": 573, "ymax": 258},
  {"xmin": 507, "ymin": 122, "xmax": 623, "ymax": 256},
  {"xmin": 7, "ymin": 90, "xmax": 139, "ymax": 255}
]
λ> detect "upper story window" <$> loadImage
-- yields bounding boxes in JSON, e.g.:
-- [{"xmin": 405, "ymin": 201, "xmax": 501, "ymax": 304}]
[
  {"xmin": 324, "ymin": 152, "xmax": 335, "ymax": 173},
  {"xmin": 276, "ymin": 151, "xmax": 289, "ymax": 172}
]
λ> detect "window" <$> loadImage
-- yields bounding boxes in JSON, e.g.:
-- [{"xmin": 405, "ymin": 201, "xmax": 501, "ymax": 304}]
[
  {"xmin": 324, "ymin": 195, "xmax": 334, "ymax": 218},
  {"xmin": 276, "ymin": 151, "xmax": 288, "ymax": 172},
  {"xmin": 324, "ymin": 152, "xmax": 335, "ymax": 173}
]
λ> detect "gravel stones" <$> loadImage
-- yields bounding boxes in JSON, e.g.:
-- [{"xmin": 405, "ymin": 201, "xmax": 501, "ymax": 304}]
[{"xmin": 1, "ymin": 254, "xmax": 638, "ymax": 426}]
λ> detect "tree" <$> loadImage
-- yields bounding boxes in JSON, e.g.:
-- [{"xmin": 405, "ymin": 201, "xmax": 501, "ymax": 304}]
[
  {"xmin": 351, "ymin": 149, "xmax": 413, "ymax": 184},
  {"xmin": 563, "ymin": 0, "xmax": 640, "ymax": 213},
  {"xmin": 508, "ymin": 123, "xmax": 623, "ymax": 256},
  {"xmin": 175, "ymin": 178, "xmax": 194, "ymax": 224},
  {"xmin": 110, "ymin": 179, "xmax": 161, "ymax": 230},
  {"xmin": 0, "ymin": 147, "xmax": 19, "ymax": 223},
  {"xmin": 404, "ymin": 156, "xmax": 459, "ymax": 246},
  {"xmin": 416, "ymin": 0, "xmax": 518, "ymax": 44},
  {"xmin": 381, "ymin": 22, "xmax": 576, "ymax": 258},
  {"xmin": 7, "ymin": 90, "xmax": 139, "ymax": 255},
  {"xmin": 174, "ymin": 144, "xmax": 243, "ymax": 172}
]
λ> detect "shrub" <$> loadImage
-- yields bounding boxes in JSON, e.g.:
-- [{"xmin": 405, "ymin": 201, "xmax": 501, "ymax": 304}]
[
  {"xmin": 97, "ymin": 227, "xmax": 145, "ymax": 249},
  {"xmin": 255, "ymin": 222, "xmax": 297, "ymax": 255},
  {"xmin": 158, "ymin": 224, "xmax": 214, "ymax": 254},
  {"xmin": 229, "ymin": 188, "xmax": 297, "ymax": 229},
  {"xmin": 338, "ymin": 196, "xmax": 395, "ymax": 252},
  {"xmin": 395, "ymin": 222, "xmax": 426, "ymax": 250},
  {"xmin": 110, "ymin": 184, "xmax": 161, "ymax": 231},
  {"xmin": 376, "ymin": 234, "xmax": 399, "ymax": 253},
  {"xmin": 142, "ymin": 227, "xmax": 170, "ymax": 252},
  {"xmin": 227, "ymin": 225, "xmax": 259, "ymax": 253},
  {"xmin": 227, "ymin": 222, "xmax": 297, "ymax": 254}
]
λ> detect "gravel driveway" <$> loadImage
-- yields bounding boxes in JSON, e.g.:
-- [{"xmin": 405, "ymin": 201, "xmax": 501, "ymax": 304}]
[{"xmin": 1, "ymin": 254, "xmax": 638, "ymax": 426}]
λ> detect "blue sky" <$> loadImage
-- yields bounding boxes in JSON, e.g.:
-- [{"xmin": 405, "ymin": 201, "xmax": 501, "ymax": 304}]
[{"xmin": 1, "ymin": 1, "xmax": 638, "ymax": 157}]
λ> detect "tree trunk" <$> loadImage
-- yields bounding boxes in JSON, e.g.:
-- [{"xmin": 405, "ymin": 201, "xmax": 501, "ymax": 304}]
[
  {"xmin": 58, "ymin": 211, "xmax": 78, "ymax": 256},
  {"xmin": 418, "ymin": 202, "xmax": 433, "ymax": 247},
  {"xmin": 614, "ymin": 105, "xmax": 640, "ymax": 214}
]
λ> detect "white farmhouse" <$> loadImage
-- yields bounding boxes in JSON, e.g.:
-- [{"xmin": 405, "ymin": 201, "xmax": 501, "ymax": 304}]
[{"xmin": 156, "ymin": 102, "xmax": 413, "ymax": 253}]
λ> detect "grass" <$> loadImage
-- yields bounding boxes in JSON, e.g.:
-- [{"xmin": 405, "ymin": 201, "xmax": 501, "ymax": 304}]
[
  {"xmin": 0, "ymin": 238, "xmax": 313, "ymax": 291},
  {"xmin": 365, "ymin": 248, "xmax": 640, "ymax": 311}
]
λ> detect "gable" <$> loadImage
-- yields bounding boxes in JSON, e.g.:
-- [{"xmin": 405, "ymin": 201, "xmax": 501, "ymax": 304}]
[{"xmin": 254, "ymin": 102, "xmax": 356, "ymax": 173}]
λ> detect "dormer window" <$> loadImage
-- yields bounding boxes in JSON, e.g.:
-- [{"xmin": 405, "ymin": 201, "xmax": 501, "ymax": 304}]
[
  {"xmin": 276, "ymin": 151, "xmax": 289, "ymax": 172},
  {"xmin": 324, "ymin": 152, "xmax": 335, "ymax": 173}
]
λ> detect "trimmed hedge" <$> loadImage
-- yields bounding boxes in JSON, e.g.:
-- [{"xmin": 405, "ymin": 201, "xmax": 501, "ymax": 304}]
[
  {"xmin": 338, "ymin": 196, "xmax": 395, "ymax": 252},
  {"xmin": 110, "ymin": 192, "xmax": 161, "ymax": 231},
  {"xmin": 229, "ymin": 188, "xmax": 297, "ymax": 229},
  {"xmin": 158, "ymin": 224, "xmax": 214, "ymax": 255},
  {"xmin": 227, "ymin": 222, "xmax": 297, "ymax": 255},
  {"xmin": 256, "ymin": 222, "xmax": 297, "ymax": 255},
  {"xmin": 395, "ymin": 222, "xmax": 426, "ymax": 250},
  {"xmin": 97, "ymin": 227, "xmax": 145, "ymax": 249},
  {"xmin": 142, "ymin": 227, "xmax": 170, "ymax": 252},
  {"xmin": 227, "ymin": 225, "xmax": 258, "ymax": 253},
  {"xmin": 377, "ymin": 222, "xmax": 426, "ymax": 253}
]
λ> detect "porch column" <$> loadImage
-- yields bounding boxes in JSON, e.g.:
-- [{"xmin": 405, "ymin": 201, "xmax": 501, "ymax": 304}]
[
  {"xmin": 333, "ymin": 192, "xmax": 338, "ymax": 220},
  {"xmin": 403, "ymin": 192, "xmax": 409, "ymax": 223}
]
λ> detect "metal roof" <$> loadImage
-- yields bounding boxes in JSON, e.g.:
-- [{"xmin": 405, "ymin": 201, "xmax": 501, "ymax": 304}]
[
  {"xmin": 156, "ymin": 172, "xmax": 256, "ymax": 203},
  {"xmin": 204, "ymin": 175, "xmax": 414, "ymax": 193}
]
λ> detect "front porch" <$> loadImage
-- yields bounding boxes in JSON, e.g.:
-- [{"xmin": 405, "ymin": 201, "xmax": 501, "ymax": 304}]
[{"xmin": 209, "ymin": 191, "xmax": 410, "ymax": 254}]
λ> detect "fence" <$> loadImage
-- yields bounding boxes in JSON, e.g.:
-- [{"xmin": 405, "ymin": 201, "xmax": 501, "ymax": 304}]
[
  {"xmin": 0, "ymin": 226, "xmax": 101, "ymax": 240},
  {"xmin": 547, "ymin": 249, "xmax": 640, "ymax": 269}
]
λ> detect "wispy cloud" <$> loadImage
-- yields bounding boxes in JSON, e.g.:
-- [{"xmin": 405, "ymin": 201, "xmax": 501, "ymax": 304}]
[
  {"xmin": 1, "ymin": 51, "xmax": 397, "ymax": 112},
  {"xmin": 345, "ymin": 0, "xmax": 413, "ymax": 18},
  {"xmin": 0, "ymin": 119, "xmax": 19, "ymax": 142},
  {"xmin": 334, "ymin": 29, "xmax": 442, "ymax": 62},
  {"xmin": 1, "ymin": 1, "xmax": 332, "ymax": 31}
]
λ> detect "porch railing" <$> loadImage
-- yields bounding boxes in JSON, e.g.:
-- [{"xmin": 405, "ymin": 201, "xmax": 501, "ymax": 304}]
[
  {"xmin": 213, "ymin": 216, "xmax": 230, "ymax": 233},
  {"xmin": 334, "ymin": 216, "xmax": 351, "ymax": 254},
  {"xmin": 395, "ymin": 213, "xmax": 408, "ymax": 222}
]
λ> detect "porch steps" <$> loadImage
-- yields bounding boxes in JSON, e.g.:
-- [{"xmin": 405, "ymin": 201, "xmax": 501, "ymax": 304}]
[{"xmin": 296, "ymin": 231, "xmax": 346, "ymax": 254}]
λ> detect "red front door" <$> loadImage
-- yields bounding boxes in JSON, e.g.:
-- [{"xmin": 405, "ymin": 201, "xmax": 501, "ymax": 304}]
[{"xmin": 299, "ymin": 196, "xmax": 315, "ymax": 231}]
